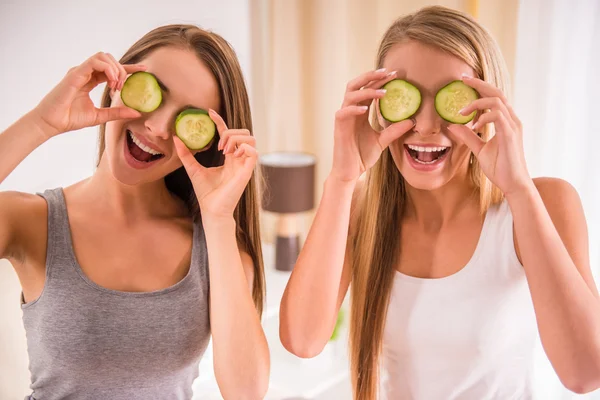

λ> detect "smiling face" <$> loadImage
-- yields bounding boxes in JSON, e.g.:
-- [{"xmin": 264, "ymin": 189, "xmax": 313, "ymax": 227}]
[
  {"xmin": 102, "ymin": 46, "xmax": 221, "ymax": 186},
  {"xmin": 379, "ymin": 40, "xmax": 477, "ymax": 191}
]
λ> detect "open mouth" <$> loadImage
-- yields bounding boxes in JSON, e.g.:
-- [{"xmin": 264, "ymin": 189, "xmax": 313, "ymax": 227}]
[
  {"xmin": 405, "ymin": 144, "xmax": 450, "ymax": 165},
  {"xmin": 126, "ymin": 130, "xmax": 165, "ymax": 163}
]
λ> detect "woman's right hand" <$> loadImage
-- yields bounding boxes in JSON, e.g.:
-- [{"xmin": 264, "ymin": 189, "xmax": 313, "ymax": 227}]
[
  {"xmin": 331, "ymin": 68, "xmax": 415, "ymax": 182},
  {"xmin": 32, "ymin": 52, "xmax": 146, "ymax": 139}
]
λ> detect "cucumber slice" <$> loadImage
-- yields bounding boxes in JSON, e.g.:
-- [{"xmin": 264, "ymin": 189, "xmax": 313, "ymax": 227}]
[
  {"xmin": 379, "ymin": 79, "xmax": 421, "ymax": 122},
  {"xmin": 175, "ymin": 109, "xmax": 216, "ymax": 150},
  {"xmin": 120, "ymin": 72, "xmax": 162, "ymax": 113},
  {"xmin": 435, "ymin": 80, "xmax": 479, "ymax": 124}
]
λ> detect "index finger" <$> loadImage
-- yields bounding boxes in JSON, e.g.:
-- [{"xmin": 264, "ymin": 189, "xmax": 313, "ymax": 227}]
[
  {"xmin": 462, "ymin": 75, "xmax": 520, "ymax": 125},
  {"xmin": 347, "ymin": 69, "xmax": 396, "ymax": 92},
  {"xmin": 208, "ymin": 108, "xmax": 228, "ymax": 134},
  {"xmin": 461, "ymin": 76, "xmax": 506, "ymax": 102}
]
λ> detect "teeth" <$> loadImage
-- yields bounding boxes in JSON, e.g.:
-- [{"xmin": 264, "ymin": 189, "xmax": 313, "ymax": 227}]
[
  {"xmin": 407, "ymin": 144, "xmax": 449, "ymax": 153},
  {"xmin": 128, "ymin": 131, "xmax": 162, "ymax": 156}
]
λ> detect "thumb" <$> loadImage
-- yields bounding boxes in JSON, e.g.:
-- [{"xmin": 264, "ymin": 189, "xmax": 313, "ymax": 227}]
[
  {"xmin": 173, "ymin": 136, "xmax": 206, "ymax": 181},
  {"xmin": 447, "ymin": 124, "xmax": 485, "ymax": 156},
  {"xmin": 95, "ymin": 106, "xmax": 141, "ymax": 125},
  {"xmin": 379, "ymin": 118, "xmax": 415, "ymax": 149}
]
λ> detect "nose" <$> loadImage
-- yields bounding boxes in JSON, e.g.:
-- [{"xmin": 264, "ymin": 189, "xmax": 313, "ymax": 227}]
[
  {"xmin": 413, "ymin": 97, "xmax": 442, "ymax": 138},
  {"xmin": 143, "ymin": 106, "xmax": 173, "ymax": 141}
]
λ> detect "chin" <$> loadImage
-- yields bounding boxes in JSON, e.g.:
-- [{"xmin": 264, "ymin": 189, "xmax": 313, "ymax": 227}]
[{"xmin": 401, "ymin": 172, "xmax": 451, "ymax": 191}]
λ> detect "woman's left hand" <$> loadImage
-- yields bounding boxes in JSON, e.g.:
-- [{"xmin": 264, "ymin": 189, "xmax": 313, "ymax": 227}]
[
  {"xmin": 447, "ymin": 76, "xmax": 532, "ymax": 197},
  {"xmin": 174, "ymin": 109, "xmax": 257, "ymax": 218}
]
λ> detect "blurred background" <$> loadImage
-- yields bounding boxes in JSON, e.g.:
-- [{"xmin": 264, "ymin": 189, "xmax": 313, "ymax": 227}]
[{"xmin": 0, "ymin": 0, "xmax": 598, "ymax": 399}]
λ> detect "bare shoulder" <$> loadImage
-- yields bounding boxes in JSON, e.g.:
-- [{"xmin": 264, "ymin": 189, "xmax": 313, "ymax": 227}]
[
  {"xmin": 0, "ymin": 191, "xmax": 48, "ymax": 263},
  {"xmin": 533, "ymin": 177, "xmax": 582, "ymax": 210},
  {"xmin": 531, "ymin": 177, "xmax": 588, "ymax": 254}
]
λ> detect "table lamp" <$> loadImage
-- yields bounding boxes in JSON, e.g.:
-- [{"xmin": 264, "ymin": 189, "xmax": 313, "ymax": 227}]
[{"xmin": 260, "ymin": 152, "xmax": 316, "ymax": 272}]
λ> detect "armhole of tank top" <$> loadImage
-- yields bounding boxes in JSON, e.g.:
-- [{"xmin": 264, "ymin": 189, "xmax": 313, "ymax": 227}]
[{"xmin": 21, "ymin": 191, "xmax": 57, "ymax": 309}]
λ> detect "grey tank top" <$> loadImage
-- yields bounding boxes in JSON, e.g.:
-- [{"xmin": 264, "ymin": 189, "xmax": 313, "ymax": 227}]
[{"xmin": 21, "ymin": 188, "xmax": 211, "ymax": 400}]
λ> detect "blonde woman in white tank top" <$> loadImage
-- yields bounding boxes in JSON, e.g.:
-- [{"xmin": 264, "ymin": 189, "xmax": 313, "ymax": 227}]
[{"xmin": 280, "ymin": 6, "xmax": 600, "ymax": 399}]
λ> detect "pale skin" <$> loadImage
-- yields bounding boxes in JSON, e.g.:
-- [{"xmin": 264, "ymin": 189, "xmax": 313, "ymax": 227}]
[
  {"xmin": 0, "ymin": 48, "xmax": 269, "ymax": 399},
  {"xmin": 279, "ymin": 40, "xmax": 600, "ymax": 394}
]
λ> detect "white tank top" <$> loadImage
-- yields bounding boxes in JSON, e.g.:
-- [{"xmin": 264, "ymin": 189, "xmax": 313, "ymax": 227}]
[{"xmin": 382, "ymin": 199, "xmax": 538, "ymax": 400}]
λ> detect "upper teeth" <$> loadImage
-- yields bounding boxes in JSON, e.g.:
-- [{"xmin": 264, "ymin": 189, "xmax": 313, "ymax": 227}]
[
  {"xmin": 129, "ymin": 131, "xmax": 162, "ymax": 156},
  {"xmin": 407, "ymin": 145, "xmax": 449, "ymax": 152}
]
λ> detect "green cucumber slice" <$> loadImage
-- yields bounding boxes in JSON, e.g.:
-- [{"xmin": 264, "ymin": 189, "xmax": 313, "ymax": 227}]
[
  {"xmin": 379, "ymin": 79, "xmax": 421, "ymax": 122},
  {"xmin": 435, "ymin": 80, "xmax": 479, "ymax": 124},
  {"xmin": 120, "ymin": 72, "xmax": 162, "ymax": 113},
  {"xmin": 175, "ymin": 109, "xmax": 216, "ymax": 150}
]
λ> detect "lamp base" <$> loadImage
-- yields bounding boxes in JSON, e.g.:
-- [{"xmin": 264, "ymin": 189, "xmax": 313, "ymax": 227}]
[{"xmin": 275, "ymin": 235, "xmax": 300, "ymax": 272}]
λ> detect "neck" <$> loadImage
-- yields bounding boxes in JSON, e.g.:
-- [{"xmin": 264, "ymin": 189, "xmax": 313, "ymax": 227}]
[
  {"xmin": 79, "ymin": 154, "xmax": 185, "ymax": 221},
  {"xmin": 403, "ymin": 167, "xmax": 479, "ymax": 230}
]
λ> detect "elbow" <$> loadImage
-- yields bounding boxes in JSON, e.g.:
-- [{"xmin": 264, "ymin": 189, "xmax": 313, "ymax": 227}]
[
  {"xmin": 559, "ymin": 361, "xmax": 600, "ymax": 394},
  {"xmin": 218, "ymin": 371, "xmax": 269, "ymax": 400},
  {"xmin": 244, "ymin": 379, "xmax": 269, "ymax": 400},
  {"xmin": 279, "ymin": 323, "xmax": 326, "ymax": 359},
  {"xmin": 221, "ymin": 386, "xmax": 267, "ymax": 400},
  {"xmin": 562, "ymin": 376, "xmax": 600, "ymax": 395}
]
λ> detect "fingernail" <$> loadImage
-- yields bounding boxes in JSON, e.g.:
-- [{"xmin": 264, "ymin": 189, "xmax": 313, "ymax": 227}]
[
  {"xmin": 387, "ymin": 71, "xmax": 396, "ymax": 77},
  {"xmin": 377, "ymin": 89, "xmax": 387, "ymax": 94},
  {"xmin": 459, "ymin": 107, "xmax": 468, "ymax": 115},
  {"xmin": 359, "ymin": 105, "xmax": 369, "ymax": 111},
  {"xmin": 472, "ymin": 122, "xmax": 480, "ymax": 131},
  {"xmin": 376, "ymin": 68, "xmax": 386, "ymax": 73},
  {"xmin": 461, "ymin": 73, "xmax": 472, "ymax": 80}
]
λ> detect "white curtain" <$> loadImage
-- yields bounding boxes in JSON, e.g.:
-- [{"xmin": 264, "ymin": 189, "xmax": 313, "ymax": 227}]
[{"xmin": 514, "ymin": 0, "xmax": 600, "ymax": 398}]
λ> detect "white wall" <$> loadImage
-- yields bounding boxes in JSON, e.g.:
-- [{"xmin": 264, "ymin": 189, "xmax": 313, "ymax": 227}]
[{"xmin": 0, "ymin": 1, "xmax": 250, "ymax": 398}]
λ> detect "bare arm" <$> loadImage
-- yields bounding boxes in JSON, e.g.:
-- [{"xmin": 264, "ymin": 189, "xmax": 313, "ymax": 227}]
[
  {"xmin": 510, "ymin": 177, "xmax": 600, "ymax": 394},
  {"xmin": 0, "ymin": 113, "xmax": 55, "ymax": 261},
  {"xmin": 203, "ymin": 217, "xmax": 270, "ymax": 400},
  {"xmin": 279, "ymin": 68, "xmax": 414, "ymax": 358},
  {"xmin": 1, "ymin": 52, "xmax": 143, "ymax": 257},
  {"xmin": 279, "ymin": 176, "xmax": 356, "ymax": 358},
  {"xmin": 0, "ymin": 113, "xmax": 53, "ymax": 185},
  {"xmin": 173, "ymin": 110, "xmax": 269, "ymax": 399}
]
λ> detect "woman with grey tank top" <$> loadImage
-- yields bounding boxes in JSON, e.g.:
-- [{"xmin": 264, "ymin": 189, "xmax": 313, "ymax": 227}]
[{"xmin": 0, "ymin": 25, "xmax": 269, "ymax": 399}]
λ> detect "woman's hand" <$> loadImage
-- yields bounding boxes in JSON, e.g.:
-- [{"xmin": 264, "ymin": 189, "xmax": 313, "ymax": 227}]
[
  {"xmin": 331, "ymin": 68, "xmax": 415, "ymax": 182},
  {"xmin": 447, "ymin": 76, "xmax": 532, "ymax": 197},
  {"xmin": 174, "ymin": 109, "xmax": 257, "ymax": 218},
  {"xmin": 32, "ymin": 52, "xmax": 146, "ymax": 139}
]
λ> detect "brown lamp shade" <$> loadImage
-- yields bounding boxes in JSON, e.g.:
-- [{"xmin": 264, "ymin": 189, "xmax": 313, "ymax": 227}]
[{"xmin": 260, "ymin": 152, "xmax": 316, "ymax": 214}]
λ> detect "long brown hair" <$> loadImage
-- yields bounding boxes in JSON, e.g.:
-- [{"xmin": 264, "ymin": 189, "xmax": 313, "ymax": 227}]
[
  {"xmin": 349, "ymin": 6, "xmax": 507, "ymax": 399},
  {"xmin": 97, "ymin": 25, "xmax": 265, "ymax": 315}
]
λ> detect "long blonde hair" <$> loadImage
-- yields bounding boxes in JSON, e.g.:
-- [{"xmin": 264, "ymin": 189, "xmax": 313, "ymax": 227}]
[
  {"xmin": 97, "ymin": 25, "xmax": 265, "ymax": 315},
  {"xmin": 349, "ymin": 6, "xmax": 507, "ymax": 399}
]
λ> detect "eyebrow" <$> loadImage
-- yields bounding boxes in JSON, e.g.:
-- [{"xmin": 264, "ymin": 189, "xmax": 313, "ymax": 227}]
[{"xmin": 154, "ymin": 74, "xmax": 207, "ymax": 111}]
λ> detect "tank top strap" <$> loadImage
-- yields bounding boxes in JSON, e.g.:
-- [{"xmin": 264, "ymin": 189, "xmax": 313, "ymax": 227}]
[
  {"xmin": 477, "ymin": 198, "xmax": 522, "ymax": 277},
  {"xmin": 37, "ymin": 188, "xmax": 78, "ymax": 278}
]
